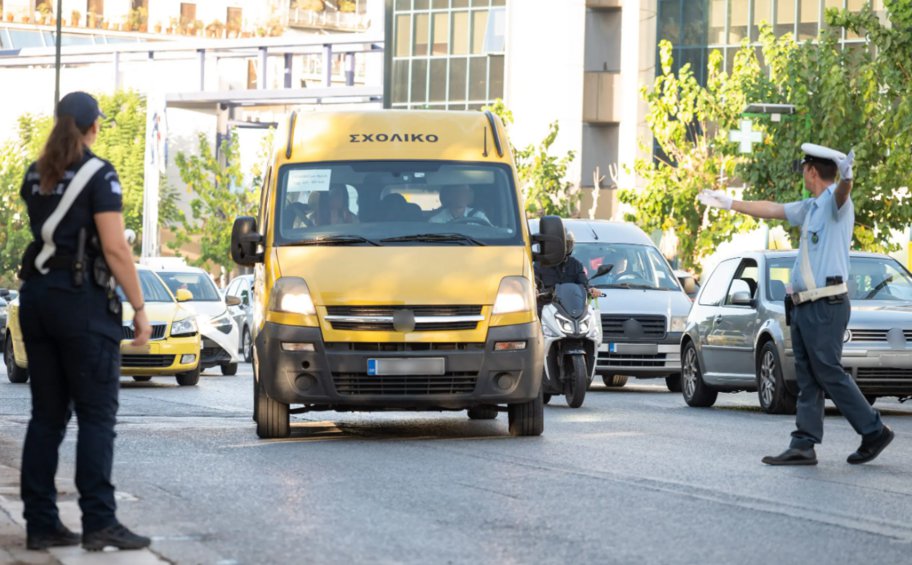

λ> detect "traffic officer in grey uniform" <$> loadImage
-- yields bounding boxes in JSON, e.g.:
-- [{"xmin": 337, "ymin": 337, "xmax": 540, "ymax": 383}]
[
  {"xmin": 19, "ymin": 92, "xmax": 152, "ymax": 551},
  {"xmin": 699, "ymin": 143, "xmax": 894, "ymax": 466}
]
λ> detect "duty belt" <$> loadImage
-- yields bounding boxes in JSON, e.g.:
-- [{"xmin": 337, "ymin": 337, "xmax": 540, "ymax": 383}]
[{"xmin": 791, "ymin": 282, "xmax": 848, "ymax": 305}]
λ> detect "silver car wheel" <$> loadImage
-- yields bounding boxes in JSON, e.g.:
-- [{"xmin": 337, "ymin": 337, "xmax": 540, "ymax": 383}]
[
  {"xmin": 682, "ymin": 347, "xmax": 698, "ymax": 399},
  {"xmin": 759, "ymin": 350, "xmax": 776, "ymax": 408}
]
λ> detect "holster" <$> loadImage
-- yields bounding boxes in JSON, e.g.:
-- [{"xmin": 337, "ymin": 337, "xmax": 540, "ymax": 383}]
[{"xmin": 784, "ymin": 295, "xmax": 794, "ymax": 326}]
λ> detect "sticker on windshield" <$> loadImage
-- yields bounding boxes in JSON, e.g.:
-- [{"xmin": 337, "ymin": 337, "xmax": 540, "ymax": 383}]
[{"xmin": 287, "ymin": 169, "xmax": 331, "ymax": 193}]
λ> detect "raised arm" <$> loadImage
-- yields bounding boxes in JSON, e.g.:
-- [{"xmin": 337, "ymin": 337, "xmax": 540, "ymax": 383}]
[
  {"xmin": 698, "ymin": 190, "xmax": 787, "ymax": 220},
  {"xmin": 834, "ymin": 150, "xmax": 855, "ymax": 209}
]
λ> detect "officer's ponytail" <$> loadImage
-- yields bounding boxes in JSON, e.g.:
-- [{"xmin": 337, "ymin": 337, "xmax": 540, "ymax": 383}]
[{"xmin": 36, "ymin": 115, "xmax": 90, "ymax": 195}]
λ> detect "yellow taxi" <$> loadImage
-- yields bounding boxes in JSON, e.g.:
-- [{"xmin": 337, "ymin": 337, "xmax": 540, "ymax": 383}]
[{"xmin": 3, "ymin": 266, "xmax": 202, "ymax": 386}]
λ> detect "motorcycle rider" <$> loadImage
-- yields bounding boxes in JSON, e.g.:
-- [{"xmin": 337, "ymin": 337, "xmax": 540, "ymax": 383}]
[{"xmin": 534, "ymin": 231, "xmax": 601, "ymax": 307}]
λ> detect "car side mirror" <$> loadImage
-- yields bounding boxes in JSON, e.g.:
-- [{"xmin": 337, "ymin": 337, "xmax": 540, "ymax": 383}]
[
  {"xmin": 231, "ymin": 216, "xmax": 264, "ymax": 266},
  {"xmin": 532, "ymin": 215, "xmax": 566, "ymax": 268},
  {"xmin": 175, "ymin": 288, "xmax": 193, "ymax": 302},
  {"xmin": 225, "ymin": 295, "xmax": 242, "ymax": 307},
  {"xmin": 731, "ymin": 291, "xmax": 753, "ymax": 306}
]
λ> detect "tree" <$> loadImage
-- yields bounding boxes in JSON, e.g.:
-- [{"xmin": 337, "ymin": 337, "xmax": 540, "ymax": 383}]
[
  {"xmin": 619, "ymin": 41, "xmax": 757, "ymax": 270},
  {"xmin": 483, "ymin": 99, "xmax": 579, "ymax": 217},
  {"xmin": 168, "ymin": 132, "xmax": 259, "ymax": 273}
]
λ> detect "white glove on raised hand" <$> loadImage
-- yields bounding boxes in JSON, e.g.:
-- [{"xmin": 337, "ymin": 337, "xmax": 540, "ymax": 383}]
[
  {"xmin": 698, "ymin": 189, "xmax": 733, "ymax": 211},
  {"xmin": 837, "ymin": 149, "xmax": 854, "ymax": 180}
]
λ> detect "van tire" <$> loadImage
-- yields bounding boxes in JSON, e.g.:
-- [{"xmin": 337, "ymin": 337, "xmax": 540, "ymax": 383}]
[
  {"xmin": 508, "ymin": 387, "xmax": 544, "ymax": 437},
  {"xmin": 666, "ymin": 374, "xmax": 682, "ymax": 392},
  {"xmin": 602, "ymin": 374, "xmax": 628, "ymax": 388},
  {"xmin": 176, "ymin": 368, "xmax": 200, "ymax": 387},
  {"xmin": 4, "ymin": 334, "xmax": 29, "ymax": 384},
  {"xmin": 682, "ymin": 342, "xmax": 717, "ymax": 408},
  {"xmin": 467, "ymin": 406, "xmax": 498, "ymax": 420},
  {"xmin": 256, "ymin": 378, "xmax": 290, "ymax": 438}
]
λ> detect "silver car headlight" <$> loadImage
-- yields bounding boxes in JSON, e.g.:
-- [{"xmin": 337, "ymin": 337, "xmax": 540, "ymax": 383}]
[
  {"xmin": 171, "ymin": 317, "xmax": 198, "ymax": 337},
  {"xmin": 670, "ymin": 315, "xmax": 688, "ymax": 332}
]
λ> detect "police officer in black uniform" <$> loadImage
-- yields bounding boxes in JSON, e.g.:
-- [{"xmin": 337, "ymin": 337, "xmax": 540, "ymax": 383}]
[{"xmin": 19, "ymin": 92, "xmax": 152, "ymax": 551}]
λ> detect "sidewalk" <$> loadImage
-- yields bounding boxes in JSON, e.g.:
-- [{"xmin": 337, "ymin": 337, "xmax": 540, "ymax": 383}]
[{"xmin": 0, "ymin": 464, "xmax": 168, "ymax": 565}]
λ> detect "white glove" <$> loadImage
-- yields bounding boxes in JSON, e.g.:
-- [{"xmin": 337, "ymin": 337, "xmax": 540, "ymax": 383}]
[
  {"xmin": 837, "ymin": 149, "xmax": 854, "ymax": 180},
  {"xmin": 698, "ymin": 189, "xmax": 733, "ymax": 211}
]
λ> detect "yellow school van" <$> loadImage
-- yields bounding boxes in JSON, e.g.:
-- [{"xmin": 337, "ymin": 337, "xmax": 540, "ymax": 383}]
[{"xmin": 231, "ymin": 110, "xmax": 565, "ymax": 438}]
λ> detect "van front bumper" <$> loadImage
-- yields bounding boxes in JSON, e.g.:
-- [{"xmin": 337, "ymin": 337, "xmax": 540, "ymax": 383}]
[
  {"xmin": 255, "ymin": 322, "xmax": 543, "ymax": 410},
  {"xmin": 595, "ymin": 332, "xmax": 683, "ymax": 377}
]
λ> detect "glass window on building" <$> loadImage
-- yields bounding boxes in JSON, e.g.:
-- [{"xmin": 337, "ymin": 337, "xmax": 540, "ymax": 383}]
[
  {"xmin": 775, "ymin": 0, "xmax": 795, "ymax": 38},
  {"xmin": 752, "ymin": 0, "xmax": 772, "ymax": 39},
  {"xmin": 432, "ymin": 12, "xmax": 448, "ymax": 55},
  {"xmin": 414, "ymin": 12, "xmax": 430, "ymax": 56},
  {"xmin": 411, "ymin": 59, "xmax": 428, "ymax": 104},
  {"xmin": 180, "ymin": 3, "xmax": 196, "ymax": 27},
  {"xmin": 449, "ymin": 57, "xmax": 468, "ymax": 102},
  {"xmin": 471, "ymin": 10, "xmax": 488, "ymax": 54},
  {"xmin": 468, "ymin": 56, "xmax": 487, "ymax": 101},
  {"xmin": 452, "ymin": 10, "xmax": 469, "ymax": 55},
  {"xmin": 798, "ymin": 0, "xmax": 819, "ymax": 40},
  {"xmin": 429, "ymin": 58, "xmax": 447, "ymax": 102},
  {"xmin": 708, "ymin": 0, "xmax": 726, "ymax": 45},
  {"xmin": 728, "ymin": 0, "xmax": 748, "ymax": 43},
  {"xmin": 396, "ymin": 14, "xmax": 411, "ymax": 57},
  {"xmin": 392, "ymin": 59, "xmax": 409, "ymax": 104}
]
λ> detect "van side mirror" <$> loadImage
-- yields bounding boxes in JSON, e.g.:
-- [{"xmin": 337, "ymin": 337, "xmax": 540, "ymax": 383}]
[
  {"xmin": 231, "ymin": 216, "xmax": 264, "ymax": 266},
  {"xmin": 532, "ymin": 215, "xmax": 566, "ymax": 268},
  {"xmin": 175, "ymin": 288, "xmax": 193, "ymax": 302}
]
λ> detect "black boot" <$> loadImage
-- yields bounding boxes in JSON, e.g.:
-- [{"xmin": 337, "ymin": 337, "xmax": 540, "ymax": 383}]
[
  {"xmin": 82, "ymin": 523, "xmax": 151, "ymax": 551},
  {"xmin": 27, "ymin": 524, "xmax": 81, "ymax": 550},
  {"xmin": 847, "ymin": 425, "xmax": 894, "ymax": 465},
  {"xmin": 762, "ymin": 447, "xmax": 817, "ymax": 466}
]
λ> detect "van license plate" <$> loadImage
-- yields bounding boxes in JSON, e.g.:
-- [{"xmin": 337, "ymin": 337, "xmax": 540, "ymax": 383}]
[{"xmin": 367, "ymin": 358, "xmax": 446, "ymax": 376}]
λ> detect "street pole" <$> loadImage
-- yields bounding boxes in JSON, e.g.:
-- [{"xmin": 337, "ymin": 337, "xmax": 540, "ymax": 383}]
[{"xmin": 54, "ymin": 0, "xmax": 63, "ymax": 109}]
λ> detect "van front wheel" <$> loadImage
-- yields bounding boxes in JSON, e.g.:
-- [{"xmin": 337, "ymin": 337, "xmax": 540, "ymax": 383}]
[
  {"xmin": 255, "ymin": 379, "xmax": 289, "ymax": 438},
  {"xmin": 508, "ymin": 388, "xmax": 544, "ymax": 437}
]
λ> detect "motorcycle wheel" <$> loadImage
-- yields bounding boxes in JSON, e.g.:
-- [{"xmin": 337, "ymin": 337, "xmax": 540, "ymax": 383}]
[{"xmin": 564, "ymin": 354, "xmax": 588, "ymax": 408}]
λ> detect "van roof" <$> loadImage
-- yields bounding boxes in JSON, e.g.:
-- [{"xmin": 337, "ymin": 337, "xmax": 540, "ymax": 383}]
[
  {"xmin": 278, "ymin": 110, "xmax": 514, "ymax": 165},
  {"xmin": 529, "ymin": 219, "xmax": 656, "ymax": 246}
]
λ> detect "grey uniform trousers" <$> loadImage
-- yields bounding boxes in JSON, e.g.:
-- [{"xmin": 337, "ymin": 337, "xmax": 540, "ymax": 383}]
[{"xmin": 789, "ymin": 295, "xmax": 883, "ymax": 449}]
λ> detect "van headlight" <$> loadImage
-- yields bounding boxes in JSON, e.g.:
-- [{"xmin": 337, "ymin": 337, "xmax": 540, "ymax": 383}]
[
  {"xmin": 171, "ymin": 317, "xmax": 198, "ymax": 337},
  {"xmin": 269, "ymin": 277, "xmax": 317, "ymax": 316},
  {"xmin": 493, "ymin": 277, "xmax": 533, "ymax": 315},
  {"xmin": 670, "ymin": 315, "xmax": 688, "ymax": 332}
]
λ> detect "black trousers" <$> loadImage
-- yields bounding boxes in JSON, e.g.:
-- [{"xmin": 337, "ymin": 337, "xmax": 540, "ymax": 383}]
[
  {"xmin": 789, "ymin": 295, "xmax": 883, "ymax": 450},
  {"xmin": 19, "ymin": 271, "xmax": 121, "ymax": 535}
]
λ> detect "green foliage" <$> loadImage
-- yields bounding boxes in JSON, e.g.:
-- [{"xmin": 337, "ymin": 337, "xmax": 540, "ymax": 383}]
[
  {"xmin": 168, "ymin": 132, "xmax": 259, "ymax": 273},
  {"xmin": 484, "ymin": 99, "xmax": 579, "ymax": 217},
  {"xmin": 620, "ymin": 41, "xmax": 757, "ymax": 269}
]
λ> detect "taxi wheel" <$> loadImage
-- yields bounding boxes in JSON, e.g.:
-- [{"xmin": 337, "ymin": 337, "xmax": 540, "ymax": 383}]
[
  {"xmin": 467, "ymin": 406, "xmax": 498, "ymax": 420},
  {"xmin": 132, "ymin": 376, "xmax": 152, "ymax": 382},
  {"xmin": 176, "ymin": 368, "xmax": 200, "ymax": 387},
  {"xmin": 255, "ymin": 378, "xmax": 290, "ymax": 438},
  {"xmin": 4, "ymin": 334, "xmax": 29, "ymax": 384},
  {"xmin": 221, "ymin": 363, "xmax": 238, "ymax": 376},
  {"xmin": 602, "ymin": 374, "xmax": 628, "ymax": 388},
  {"xmin": 508, "ymin": 387, "xmax": 544, "ymax": 437}
]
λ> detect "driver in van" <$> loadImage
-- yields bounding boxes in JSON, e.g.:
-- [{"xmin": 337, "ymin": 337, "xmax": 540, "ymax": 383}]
[
  {"xmin": 602, "ymin": 250, "xmax": 629, "ymax": 282},
  {"xmin": 534, "ymin": 232, "xmax": 601, "ymax": 303},
  {"xmin": 430, "ymin": 184, "xmax": 490, "ymax": 224},
  {"xmin": 314, "ymin": 184, "xmax": 358, "ymax": 226}
]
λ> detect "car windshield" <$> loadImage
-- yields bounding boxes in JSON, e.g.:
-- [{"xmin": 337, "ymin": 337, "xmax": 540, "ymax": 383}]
[
  {"xmin": 116, "ymin": 270, "xmax": 173, "ymax": 303},
  {"xmin": 157, "ymin": 271, "xmax": 222, "ymax": 302},
  {"xmin": 573, "ymin": 242, "xmax": 681, "ymax": 291},
  {"xmin": 274, "ymin": 161, "xmax": 523, "ymax": 246},
  {"xmin": 767, "ymin": 256, "xmax": 912, "ymax": 301}
]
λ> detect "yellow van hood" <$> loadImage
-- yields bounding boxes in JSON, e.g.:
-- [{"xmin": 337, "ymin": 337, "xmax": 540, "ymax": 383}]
[{"xmin": 275, "ymin": 246, "xmax": 527, "ymax": 306}]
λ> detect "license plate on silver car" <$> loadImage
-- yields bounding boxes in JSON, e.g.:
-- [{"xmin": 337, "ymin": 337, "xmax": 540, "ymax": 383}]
[{"xmin": 367, "ymin": 358, "xmax": 446, "ymax": 376}]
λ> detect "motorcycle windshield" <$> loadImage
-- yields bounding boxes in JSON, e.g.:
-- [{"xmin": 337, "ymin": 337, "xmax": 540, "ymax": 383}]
[{"xmin": 553, "ymin": 283, "xmax": 587, "ymax": 319}]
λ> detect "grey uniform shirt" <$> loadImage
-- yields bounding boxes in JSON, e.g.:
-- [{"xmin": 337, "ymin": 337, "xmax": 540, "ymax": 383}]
[{"xmin": 783, "ymin": 184, "xmax": 853, "ymax": 293}]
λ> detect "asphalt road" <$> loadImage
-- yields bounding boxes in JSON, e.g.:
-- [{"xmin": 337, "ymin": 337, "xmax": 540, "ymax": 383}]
[{"xmin": 0, "ymin": 363, "xmax": 910, "ymax": 565}]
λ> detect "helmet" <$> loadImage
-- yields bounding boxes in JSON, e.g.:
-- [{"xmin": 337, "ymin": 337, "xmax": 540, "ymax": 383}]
[{"xmin": 564, "ymin": 230, "xmax": 575, "ymax": 257}]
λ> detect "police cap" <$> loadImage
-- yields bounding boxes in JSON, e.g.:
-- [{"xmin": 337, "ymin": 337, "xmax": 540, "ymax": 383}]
[
  {"xmin": 794, "ymin": 143, "xmax": 845, "ymax": 172},
  {"xmin": 56, "ymin": 91, "xmax": 106, "ymax": 129}
]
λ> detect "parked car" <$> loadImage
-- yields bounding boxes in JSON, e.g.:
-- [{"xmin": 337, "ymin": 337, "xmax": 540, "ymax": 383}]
[
  {"xmin": 681, "ymin": 250, "xmax": 912, "ymax": 413},
  {"xmin": 531, "ymin": 219, "xmax": 693, "ymax": 391},
  {"xmin": 4, "ymin": 266, "xmax": 202, "ymax": 386},
  {"xmin": 154, "ymin": 265, "xmax": 242, "ymax": 375},
  {"xmin": 225, "ymin": 274, "xmax": 254, "ymax": 362}
]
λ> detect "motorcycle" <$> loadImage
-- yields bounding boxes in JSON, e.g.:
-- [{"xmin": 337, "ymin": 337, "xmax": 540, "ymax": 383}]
[{"xmin": 539, "ymin": 265, "xmax": 610, "ymax": 408}]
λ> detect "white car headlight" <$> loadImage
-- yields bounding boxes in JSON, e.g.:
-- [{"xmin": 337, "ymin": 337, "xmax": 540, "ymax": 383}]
[
  {"xmin": 670, "ymin": 315, "xmax": 688, "ymax": 332},
  {"xmin": 493, "ymin": 277, "xmax": 533, "ymax": 315},
  {"xmin": 171, "ymin": 317, "xmax": 198, "ymax": 337},
  {"xmin": 269, "ymin": 277, "xmax": 317, "ymax": 316}
]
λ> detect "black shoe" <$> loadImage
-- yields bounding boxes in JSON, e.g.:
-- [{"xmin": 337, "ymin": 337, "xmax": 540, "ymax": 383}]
[
  {"xmin": 26, "ymin": 524, "xmax": 81, "ymax": 550},
  {"xmin": 82, "ymin": 523, "xmax": 151, "ymax": 552},
  {"xmin": 762, "ymin": 447, "xmax": 818, "ymax": 466},
  {"xmin": 848, "ymin": 425, "xmax": 894, "ymax": 465}
]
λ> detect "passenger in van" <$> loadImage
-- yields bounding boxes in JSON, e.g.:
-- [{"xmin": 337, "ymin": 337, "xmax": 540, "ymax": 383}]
[
  {"xmin": 430, "ymin": 184, "xmax": 490, "ymax": 224},
  {"xmin": 314, "ymin": 184, "xmax": 358, "ymax": 226}
]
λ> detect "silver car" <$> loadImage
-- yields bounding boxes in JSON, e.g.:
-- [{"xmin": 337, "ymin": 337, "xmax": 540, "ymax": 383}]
[
  {"xmin": 532, "ymin": 219, "xmax": 694, "ymax": 391},
  {"xmin": 681, "ymin": 250, "xmax": 912, "ymax": 413},
  {"xmin": 225, "ymin": 274, "xmax": 254, "ymax": 362}
]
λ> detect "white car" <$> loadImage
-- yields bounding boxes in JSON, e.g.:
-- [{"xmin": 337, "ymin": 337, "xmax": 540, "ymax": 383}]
[{"xmin": 153, "ymin": 265, "xmax": 241, "ymax": 375}]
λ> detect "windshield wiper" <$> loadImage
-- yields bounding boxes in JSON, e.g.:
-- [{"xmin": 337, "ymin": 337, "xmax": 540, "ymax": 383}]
[
  {"xmin": 380, "ymin": 233, "xmax": 486, "ymax": 246},
  {"xmin": 864, "ymin": 275, "xmax": 894, "ymax": 299},
  {"xmin": 287, "ymin": 235, "xmax": 381, "ymax": 247}
]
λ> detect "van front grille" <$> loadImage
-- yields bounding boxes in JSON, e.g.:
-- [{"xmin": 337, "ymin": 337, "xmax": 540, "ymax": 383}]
[
  {"xmin": 325, "ymin": 305, "xmax": 483, "ymax": 332},
  {"xmin": 601, "ymin": 316, "xmax": 667, "ymax": 340},
  {"xmin": 332, "ymin": 372, "xmax": 478, "ymax": 395}
]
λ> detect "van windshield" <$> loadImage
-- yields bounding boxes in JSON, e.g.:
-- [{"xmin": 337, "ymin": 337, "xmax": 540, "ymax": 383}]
[
  {"xmin": 574, "ymin": 243, "xmax": 681, "ymax": 291},
  {"xmin": 274, "ymin": 161, "xmax": 523, "ymax": 246}
]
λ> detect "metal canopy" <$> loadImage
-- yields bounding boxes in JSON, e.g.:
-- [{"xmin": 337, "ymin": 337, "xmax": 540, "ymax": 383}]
[{"xmin": 166, "ymin": 86, "xmax": 383, "ymax": 112}]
